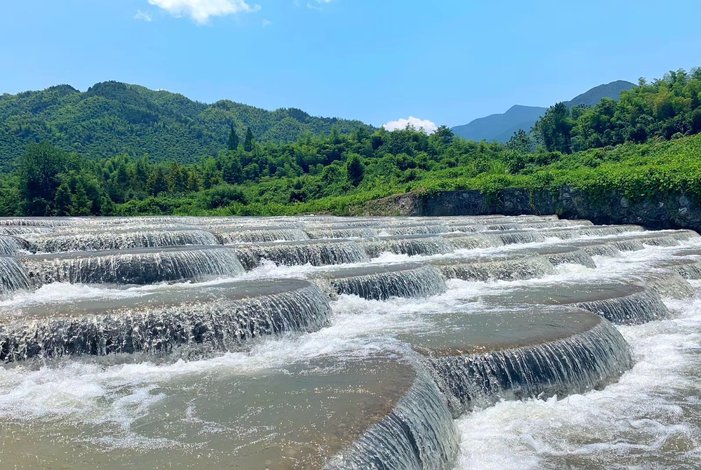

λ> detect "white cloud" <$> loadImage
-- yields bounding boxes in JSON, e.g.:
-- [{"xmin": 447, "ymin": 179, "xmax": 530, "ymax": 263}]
[
  {"xmin": 261, "ymin": 18, "xmax": 272, "ymax": 27},
  {"xmin": 307, "ymin": 0, "xmax": 334, "ymax": 10},
  {"xmin": 134, "ymin": 9, "xmax": 153, "ymax": 21},
  {"xmin": 148, "ymin": 0, "xmax": 259, "ymax": 24},
  {"xmin": 383, "ymin": 116, "xmax": 438, "ymax": 134}
]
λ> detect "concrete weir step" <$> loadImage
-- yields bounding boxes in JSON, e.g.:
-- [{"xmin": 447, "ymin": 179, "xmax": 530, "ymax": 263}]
[
  {"xmin": 19, "ymin": 245, "xmax": 245, "ymax": 286},
  {"xmin": 233, "ymin": 239, "xmax": 368, "ymax": 269},
  {"xmin": 479, "ymin": 281, "xmax": 671, "ymax": 325},
  {"xmin": 311, "ymin": 263, "xmax": 447, "ymax": 300},
  {"xmin": 429, "ymin": 253, "xmax": 556, "ymax": 282},
  {"xmin": 25, "ymin": 228, "xmax": 220, "ymax": 253},
  {"xmin": 0, "ymin": 279, "xmax": 331, "ymax": 362},
  {"xmin": 0, "ymin": 355, "xmax": 458, "ymax": 470},
  {"xmin": 401, "ymin": 308, "xmax": 633, "ymax": 417}
]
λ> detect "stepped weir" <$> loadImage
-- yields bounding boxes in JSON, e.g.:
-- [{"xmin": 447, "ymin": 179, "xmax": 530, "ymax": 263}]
[
  {"xmin": 0, "ymin": 215, "xmax": 699, "ymax": 468},
  {"xmin": 20, "ymin": 245, "xmax": 245, "ymax": 286}
]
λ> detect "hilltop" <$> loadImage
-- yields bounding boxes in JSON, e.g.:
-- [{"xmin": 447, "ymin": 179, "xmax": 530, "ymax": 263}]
[
  {"xmin": 451, "ymin": 80, "xmax": 636, "ymax": 142},
  {"xmin": 0, "ymin": 81, "xmax": 373, "ymax": 169}
]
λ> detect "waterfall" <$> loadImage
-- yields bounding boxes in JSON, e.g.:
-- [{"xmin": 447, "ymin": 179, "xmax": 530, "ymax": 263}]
[
  {"xmin": 0, "ymin": 235, "xmax": 35, "ymax": 255},
  {"xmin": 422, "ymin": 312, "xmax": 633, "ymax": 417},
  {"xmin": 305, "ymin": 227, "xmax": 379, "ymax": 239},
  {"xmin": 497, "ymin": 230, "xmax": 546, "ymax": 245},
  {"xmin": 639, "ymin": 271, "xmax": 696, "ymax": 299},
  {"xmin": 326, "ymin": 367, "xmax": 458, "ymax": 470},
  {"xmin": 434, "ymin": 255, "xmax": 556, "ymax": 282},
  {"xmin": 380, "ymin": 224, "xmax": 450, "ymax": 236},
  {"xmin": 443, "ymin": 233, "xmax": 504, "ymax": 249},
  {"xmin": 318, "ymin": 264, "xmax": 447, "ymax": 300},
  {"xmin": 361, "ymin": 235, "xmax": 454, "ymax": 258},
  {"xmin": 539, "ymin": 247, "xmax": 597, "ymax": 268},
  {"xmin": 0, "ymin": 256, "xmax": 31, "ymax": 297},
  {"xmin": 215, "ymin": 227, "xmax": 310, "ymax": 243},
  {"xmin": 0, "ymin": 279, "xmax": 331, "ymax": 362},
  {"xmin": 21, "ymin": 246, "xmax": 245, "ymax": 286},
  {"xmin": 27, "ymin": 229, "xmax": 220, "ymax": 253},
  {"xmin": 576, "ymin": 287, "xmax": 670, "ymax": 325},
  {"xmin": 611, "ymin": 239, "xmax": 646, "ymax": 251},
  {"xmin": 234, "ymin": 240, "xmax": 368, "ymax": 270}
]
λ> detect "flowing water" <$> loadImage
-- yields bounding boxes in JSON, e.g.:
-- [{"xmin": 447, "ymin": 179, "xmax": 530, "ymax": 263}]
[{"xmin": 0, "ymin": 215, "xmax": 699, "ymax": 469}]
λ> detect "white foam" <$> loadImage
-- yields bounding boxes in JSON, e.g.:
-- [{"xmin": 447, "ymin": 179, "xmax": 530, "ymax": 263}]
[{"xmin": 454, "ymin": 289, "xmax": 701, "ymax": 469}]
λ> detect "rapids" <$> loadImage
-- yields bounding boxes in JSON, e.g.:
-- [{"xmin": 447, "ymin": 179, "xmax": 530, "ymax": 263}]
[{"xmin": 0, "ymin": 215, "xmax": 699, "ymax": 469}]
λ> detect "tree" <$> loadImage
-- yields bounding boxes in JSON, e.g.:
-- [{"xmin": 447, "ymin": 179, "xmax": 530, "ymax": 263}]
[
  {"xmin": 17, "ymin": 143, "xmax": 71, "ymax": 215},
  {"xmin": 167, "ymin": 162, "xmax": 187, "ymax": 193},
  {"xmin": 533, "ymin": 102, "xmax": 573, "ymax": 153},
  {"xmin": 346, "ymin": 154, "xmax": 365, "ymax": 186},
  {"xmin": 430, "ymin": 125, "xmax": 455, "ymax": 147},
  {"xmin": 53, "ymin": 182, "xmax": 72, "ymax": 216},
  {"xmin": 244, "ymin": 127, "xmax": 255, "ymax": 152},
  {"xmin": 227, "ymin": 123, "xmax": 239, "ymax": 151},
  {"xmin": 505, "ymin": 129, "xmax": 533, "ymax": 153},
  {"xmin": 69, "ymin": 181, "xmax": 93, "ymax": 216},
  {"xmin": 147, "ymin": 166, "xmax": 168, "ymax": 196},
  {"xmin": 221, "ymin": 154, "xmax": 243, "ymax": 185}
]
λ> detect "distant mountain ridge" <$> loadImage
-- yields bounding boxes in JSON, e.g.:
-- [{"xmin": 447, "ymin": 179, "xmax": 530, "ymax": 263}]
[
  {"xmin": 452, "ymin": 80, "xmax": 636, "ymax": 142},
  {"xmin": 0, "ymin": 81, "xmax": 373, "ymax": 169}
]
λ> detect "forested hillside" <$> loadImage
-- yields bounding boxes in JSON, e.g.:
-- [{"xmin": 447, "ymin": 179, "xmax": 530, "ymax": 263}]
[
  {"xmin": 451, "ymin": 80, "xmax": 635, "ymax": 142},
  {"xmin": 0, "ymin": 69, "xmax": 699, "ymax": 218},
  {"xmin": 0, "ymin": 81, "xmax": 373, "ymax": 169},
  {"xmin": 532, "ymin": 69, "xmax": 701, "ymax": 153}
]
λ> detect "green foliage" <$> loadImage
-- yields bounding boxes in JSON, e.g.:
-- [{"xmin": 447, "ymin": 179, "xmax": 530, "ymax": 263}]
[
  {"xmin": 243, "ymin": 127, "xmax": 255, "ymax": 152},
  {"xmin": 346, "ymin": 154, "xmax": 365, "ymax": 186},
  {"xmin": 3, "ymin": 68, "xmax": 701, "ymax": 217},
  {"xmin": 533, "ymin": 68, "xmax": 701, "ymax": 153},
  {"xmin": 0, "ymin": 81, "xmax": 374, "ymax": 170},
  {"xmin": 17, "ymin": 143, "xmax": 72, "ymax": 215},
  {"xmin": 226, "ymin": 123, "xmax": 239, "ymax": 151}
]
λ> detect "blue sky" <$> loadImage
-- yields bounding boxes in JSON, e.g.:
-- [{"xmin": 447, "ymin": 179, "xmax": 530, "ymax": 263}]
[{"xmin": 1, "ymin": 0, "xmax": 699, "ymax": 128}]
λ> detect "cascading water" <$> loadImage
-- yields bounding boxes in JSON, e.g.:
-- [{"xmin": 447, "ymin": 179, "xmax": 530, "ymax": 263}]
[
  {"xmin": 496, "ymin": 230, "xmax": 546, "ymax": 245},
  {"xmin": 0, "ymin": 235, "xmax": 34, "ymax": 255},
  {"xmin": 27, "ymin": 228, "xmax": 220, "ymax": 253},
  {"xmin": 326, "ymin": 366, "xmax": 459, "ymax": 470},
  {"xmin": 412, "ymin": 310, "xmax": 633, "ymax": 417},
  {"xmin": 443, "ymin": 233, "xmax": 504, "ymax": 249},
  {"xmin": 234, "ymin": 239, "xmax": 368, "ymax": 269},
  {"xmin": 0, "ymin": 279, "xmax": 330, "ymax": 362},
  {"xmin": 380, "ymin": 224, "xmax": 450, "ymax": 236},
  {"xmin": 0, "ymin": 215, "xmax": 699, "ymax": 469},
  {"xmin": 362, "ymin": 235, "xmax": 455, "ymax": 257},
  {"xmin": 638, "ymin": 270, "xmax": 696, "ymax": 298},
  {"xmin": 508, "ymin": 246, "xmax": 598, "ymax": 268},
  {"xmin": 20, "ymin": 246, "xmax": 245, "ymax": 286},
  {"xmin": 0, "ymin": 256, "xmax": 31, "ymax": 297},
  {"xmin": 215, "ymin": 227, "xmax": 310, "ymax": 243},
  {"xmin": 433, "ymin": 255, "xmax": 556, "ymax": 282},
  {"xmin": 315, "ymin": 263, "xmax": 447, "ymax": 300},
  {"xmin": 481, "ymin": 281, "xmax": 670, "ymax": 325},
  {"xmin": 305, "ymin": 227, "xmax": 379, "ymax": 239}
]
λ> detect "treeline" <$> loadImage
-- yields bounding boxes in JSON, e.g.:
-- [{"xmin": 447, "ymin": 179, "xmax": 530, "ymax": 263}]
[
  {"xmin": 0, "ymin": 81, "xmax": 373, "ymax": 169},
  {"xmin": 1, "ymin": 68, "xmax": 700, "ymax": 217},
  {"xmin": 0, "ymin": 126, "xmax": 462, "ymax": 216},
  {"xmin": 530, "ymin": 68, "xmax": 701, "ymax": 153}
]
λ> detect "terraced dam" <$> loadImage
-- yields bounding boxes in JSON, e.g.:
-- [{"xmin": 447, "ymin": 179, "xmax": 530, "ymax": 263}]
[{"xmin": 0, "ymin": 215, "xmax": 699, "ymax": 469}]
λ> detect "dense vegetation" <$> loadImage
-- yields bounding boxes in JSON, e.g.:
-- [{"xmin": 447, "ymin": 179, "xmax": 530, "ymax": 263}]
[
  {"xmin": 451, "ymin": 80, "xmax": 635, "ymax": 143},
  {"xmin": 0, "ymin": 69, "xmax": 699, "ymax": 217},
  {"xmin": 0, "ymin": 81, "xmax": 372, "ymax": 170},
  {"xmin": 533, "ymin": 69, "xmax": 701, "ymax": 153}
]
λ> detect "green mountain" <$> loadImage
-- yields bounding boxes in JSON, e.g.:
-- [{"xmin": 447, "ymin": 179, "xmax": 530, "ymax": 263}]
[
  {"xmin": 452, "ymin": 80, "xmax": 636, "ymax": 143},
  {"xmin": 567, "ymin": 80, "xmax": 636, "ymax": 107},
  {"xmin": 0, "ymin": 81, "xmax": 373, "ymax": 169}
]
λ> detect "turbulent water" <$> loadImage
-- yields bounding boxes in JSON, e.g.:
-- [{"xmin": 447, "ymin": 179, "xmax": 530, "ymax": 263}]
[{"xmin": 0, "ymin": 215, "xmax": 699, "ymax": 469}]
